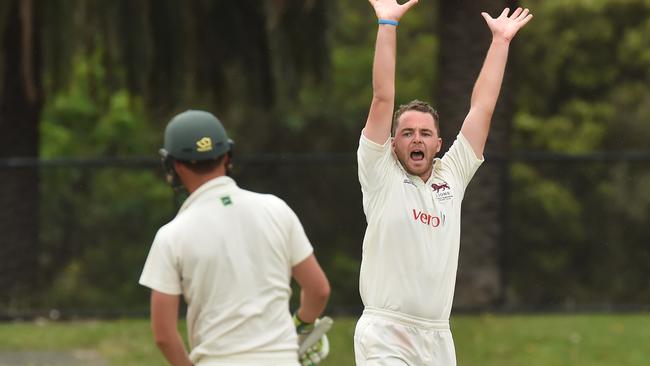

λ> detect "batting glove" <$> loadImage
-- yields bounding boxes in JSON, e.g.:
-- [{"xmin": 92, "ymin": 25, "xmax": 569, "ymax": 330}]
[{"xmin": 293, "ymin": 313, "xmax": 333, "ymax": 366}]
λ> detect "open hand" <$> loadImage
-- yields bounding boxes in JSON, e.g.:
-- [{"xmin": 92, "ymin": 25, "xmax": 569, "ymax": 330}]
[
  {"xmin": 368, "ymin": 0, "xmax": 419, "ymax": 22},
  {"xmin": 481, "ymin": 7, "xmax": 533, "ymax": 42}
]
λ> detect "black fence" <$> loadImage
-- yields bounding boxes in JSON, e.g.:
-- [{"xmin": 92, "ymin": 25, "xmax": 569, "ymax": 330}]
[{"xmin": 1, "ymin": 152, "xmax": 650, "ymax": 319}]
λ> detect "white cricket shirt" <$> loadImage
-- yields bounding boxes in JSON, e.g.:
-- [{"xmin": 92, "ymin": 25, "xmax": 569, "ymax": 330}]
[
  {"xmin": 139, "ymin": 176, "xmax": 313, "ymax": 364},
  {"xmin": 357, "ymin": 132, "xmax": 483, "ymax": 321}
]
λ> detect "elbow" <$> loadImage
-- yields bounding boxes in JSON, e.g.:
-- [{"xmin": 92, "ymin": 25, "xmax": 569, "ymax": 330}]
[
  {"xmin": 470, "ymin": 102, "xmax": 495, "ymax": 116},
  {"xmin": 319, "ymin": 280, "xmax": 331, "ymax": 304},
  {"xmin": 372, "ymin": 89, "xmax": 395, "ymax": 104},
  {"xmin": 307, "ymin": 279, "xmax": 331, "ymax": 307},
  {"xmin": 316, "ymin": 278, "xmax": 331, "ymax": 308},
  {"xmin": 469, "ymin": 105, "xmax": 494, "ymax": 120},
  {"xmin": 153, "ymin": 332, "xmax": 176, "ymax": 350}
]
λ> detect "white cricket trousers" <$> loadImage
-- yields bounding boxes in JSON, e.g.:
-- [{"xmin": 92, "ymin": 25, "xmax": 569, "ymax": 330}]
[{"xmin": 354, "ymin": 307, "xmax": 457, "ymax": 366}]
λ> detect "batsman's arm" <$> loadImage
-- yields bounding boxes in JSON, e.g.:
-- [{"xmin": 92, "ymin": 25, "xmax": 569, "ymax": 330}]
[
  {"xmin": 292, "ymin": 254, "xmax": 330, "ymax": 323},
  {"xmin": 364, "ymin": 0, "xmax": 419, "ymax": 144},
  {"xmin": 460, "ymin": 7, "xmax": 533, "ymax": 158},
  {"xmin": 150, "ymin": 290, "xmax": 193, "ymax": 366}
]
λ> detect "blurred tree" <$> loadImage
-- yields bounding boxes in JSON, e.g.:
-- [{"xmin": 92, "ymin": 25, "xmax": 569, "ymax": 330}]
[
  {"xmin": 40, "ymin": 0, "xmax": 331, "ymax": 149},
  {"xmin": 3, "ymin": 0, "xmax": 649, "ymax": 313},
  {"xmin": 507, "ymin": 0, "xmax": 650, "ymax": 306},
  {"xmin": 2, "ymin": 0, "xmax": 333, "ymax": 310},
  {"xmin": 437, "ymin": 0, "xmax": 519, "ymax": 309},
  {"xmin": 0, "ymin": 0, "xmax": 42, "ymax": 307}
]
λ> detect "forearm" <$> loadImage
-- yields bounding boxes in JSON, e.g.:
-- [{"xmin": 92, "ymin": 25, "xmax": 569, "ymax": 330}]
[
  {"xmin": 470, "ymin": 38, "xmax": 510, "ymax": 117},
  {"xmin": 372, "ymin": 25, "xmax": 397, "ymax": 103},
  {"xmin": 150, "ymin": 291, "xmax": 191, "ymax": 366},
  {"xmin": 365, "ymin": 0, "xmax": 418, "ymax": 142},
  {"xmin": 365, "ymin": 24, "xmax": 398, "ymax": 143},
  {"xmin": 292, "ymin": 254, "xmax": 330, "ymax": 323},
  {"xmin": 156, "ymin": 333, "xmax": 192, "ymax": 366},
  {"xmin": 457, "ymin": 7, "xmax": 531, "ymax": 156},
  {"xmin": 296, "ymin": 286, "xmax": 330, "ymax": 323}
]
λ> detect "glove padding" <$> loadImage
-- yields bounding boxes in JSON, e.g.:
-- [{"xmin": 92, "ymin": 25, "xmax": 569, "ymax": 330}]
[
  {"xmin": 299, "ymin": 332, "xmax": 329, "ymax": 366},
  {"xmin": 294, "ymin": 315, "xmax": 333, "ymax": 366}
]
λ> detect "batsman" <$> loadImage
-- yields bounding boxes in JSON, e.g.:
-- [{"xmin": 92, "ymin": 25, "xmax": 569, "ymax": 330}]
[
  {"xmin": 355, "ymin": 1, "xmax": 532, "ymax": 365},
  {"xmin": 139, "ymin": 110, "xmax": 332, "ymax": 366}
]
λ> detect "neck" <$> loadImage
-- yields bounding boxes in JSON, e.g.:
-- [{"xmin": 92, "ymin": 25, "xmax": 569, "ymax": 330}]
[
  {"xmin": 418, "ymin": 171, "xmax": 432, "ymax": 182},
  {"xmin": 186, "ymin": 172, "xmax": 225, "ymax": 193}
]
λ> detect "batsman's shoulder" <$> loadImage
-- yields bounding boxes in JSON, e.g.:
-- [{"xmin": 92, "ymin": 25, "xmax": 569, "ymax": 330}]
[{"xmin": 244, "ymin": 189, "xmax": 292, "ymax": 211}]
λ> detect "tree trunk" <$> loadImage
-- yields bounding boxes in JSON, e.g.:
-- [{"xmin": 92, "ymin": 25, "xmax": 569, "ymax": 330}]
[
  {"xmin": 436, "ymin": 0, "xmax": 517, "ymax": 309},
  {"xmin": 0, "ymin": 0, "xmax": 42, "ymax": 308}
]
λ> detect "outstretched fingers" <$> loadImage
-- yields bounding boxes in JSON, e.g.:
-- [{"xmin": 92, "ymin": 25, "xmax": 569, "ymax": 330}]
[
  {"xmin": 518, "ymin": 8, "xmax": 529, "ymax": 20},
  {"xmin": 483, "ymin": 7, "xmax": 534, "ymax": 40},
  {"xmin": 402, "ymin": 0, "xmax": 419, "ymax": 12},
  {"xmin": 513, "ymin": 8, "xmax": 533, "ymax": 29},
  {"xmin": 509, "ymin": 7, "xmax": 523, "ymax": 19},
  {"xmin": 519, "ymin": 12, "xmax": 533, "ymax": 27},
  {"xmin": 368, "ymin": 0, "xmax": 419, "ymax": 21}
]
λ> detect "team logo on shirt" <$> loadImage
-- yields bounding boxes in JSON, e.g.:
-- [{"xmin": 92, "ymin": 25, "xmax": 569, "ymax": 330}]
[
  {"xmin": 412, "ymin": 209, "xmax": 445, "ymax": 228},
  {"xmin": 431, "ymin": 182, "xmax": 449, "ymax": 192},
  {"xmin": 220, "ymin": 195, "xmax": 232, "ymax": 206},
  {"xmin": 431, "ymin": 181, "xmax": 453, "ymax": 202}
]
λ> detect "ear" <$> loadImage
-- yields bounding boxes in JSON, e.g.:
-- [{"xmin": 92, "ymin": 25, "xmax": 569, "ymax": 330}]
[
  {"xmin": 173, "ymin": 160, "xmax": 184, "ymax": 173},
  {"xmin": 436, "ymin": 138, "xmax": 443, "ymax": 154},
  {"xmin": 224, "ymin": 153, "xmax": 233, "ymax": 169},
  {"xmin": 391, "ymin": 137, "xmax": 396, "ymax": 151},
  {"xmin": 173, "ymin": 160, "xmax": 189, "ymax": 180}
]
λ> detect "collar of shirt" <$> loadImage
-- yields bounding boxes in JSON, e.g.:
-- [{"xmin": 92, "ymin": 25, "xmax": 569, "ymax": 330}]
[
  {"xmin": 394, "ymin": 155, "xmax": 443, "ymax": 186},
  {"xmin": 178, "ymin": 176, "xmax": 237, "ymax": 214}
]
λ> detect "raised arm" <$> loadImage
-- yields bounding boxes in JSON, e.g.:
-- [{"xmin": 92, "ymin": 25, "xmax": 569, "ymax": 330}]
[
  {"xmin": 460, "ymin": 7, "xmax": 533, "ymax": 157},
  {"xmin": 364, "ymin": 0, "xmax": 419, "ymax": 144}
]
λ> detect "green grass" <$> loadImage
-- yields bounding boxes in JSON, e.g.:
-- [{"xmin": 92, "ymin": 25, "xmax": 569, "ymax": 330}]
[
  {"xmin": 0, "ymin": 313, "xmax": 649, "ymax": 365},
  {"xmin": 452, "ymin": 313, "xmax": 650, "ymax": 366}
]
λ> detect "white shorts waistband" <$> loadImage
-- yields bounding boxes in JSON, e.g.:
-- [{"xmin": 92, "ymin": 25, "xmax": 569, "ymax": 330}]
[{"xmin": 363, "ymin": 306, "xmax": 450, "ymax": 331}]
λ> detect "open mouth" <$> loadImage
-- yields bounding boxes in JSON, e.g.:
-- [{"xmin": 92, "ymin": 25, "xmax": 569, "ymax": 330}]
[{"xmin": 410, "ymin": 150, "xmax": 425, "ymax": 161}]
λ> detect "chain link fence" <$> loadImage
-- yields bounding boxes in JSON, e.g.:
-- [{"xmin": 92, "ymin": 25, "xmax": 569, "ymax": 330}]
[{"xmin": 1, "ymin": 152, "xmax": 649, "ymax": 319}]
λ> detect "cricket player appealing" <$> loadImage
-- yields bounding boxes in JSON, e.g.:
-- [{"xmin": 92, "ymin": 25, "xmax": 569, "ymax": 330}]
[
  {"xmin": 355, "ymin": 1, "xmax": 532, "ymax": 365},
  {"xmin": 140, "ymin": 110, "xmax": 332, "ymax": 366}
]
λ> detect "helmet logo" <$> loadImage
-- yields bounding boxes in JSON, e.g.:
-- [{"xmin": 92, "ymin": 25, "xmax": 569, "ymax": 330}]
[{"xmin": 196, "ymin": 137, "xmax": 213, "ymax": 152}]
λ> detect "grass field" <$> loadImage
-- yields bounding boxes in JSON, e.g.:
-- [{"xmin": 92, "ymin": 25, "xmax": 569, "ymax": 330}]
[{"xmin": 0, "ymin": 313, "xmax": 649, "ymax": 365}]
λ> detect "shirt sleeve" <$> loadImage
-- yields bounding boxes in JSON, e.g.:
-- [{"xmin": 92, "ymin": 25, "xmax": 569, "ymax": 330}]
[
  {"xmin": 139, "ymin": 227, "xmax": 183, "ymax": 295},
  {"xmin": 357, "ymin": 132, "xmax": 393, "ymax": 194},
  {"xmin": 284, "ymin": 203, "xmax": 314, "ymax": 266},
  {"xmin": 440, "ymin": 132, "xmax": 484, "ymax": 192}
]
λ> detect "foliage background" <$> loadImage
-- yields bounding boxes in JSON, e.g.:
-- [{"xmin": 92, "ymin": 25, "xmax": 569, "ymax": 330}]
[{"xmin": 0, "ymin": 0, "xmax": 649, "ymax": 315}]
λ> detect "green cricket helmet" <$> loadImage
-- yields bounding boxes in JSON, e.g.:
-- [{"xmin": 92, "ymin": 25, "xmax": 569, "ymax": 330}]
[
  {"xmin": 159, "ymin": 110, "xmax": 234, "ymax": 189},
  {"xmin": 161, "ymin": 110, "xmax": 233, "ymax": 161}
]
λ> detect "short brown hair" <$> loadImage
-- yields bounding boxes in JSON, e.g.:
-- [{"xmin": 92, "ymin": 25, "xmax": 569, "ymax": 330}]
[
  {"xmin": 178, "ymin": 154, "xmax": 227, "ymax": 175},
  {"xmin": 392, "ymin": 99, "xmax": 440, "ymax": 136}
]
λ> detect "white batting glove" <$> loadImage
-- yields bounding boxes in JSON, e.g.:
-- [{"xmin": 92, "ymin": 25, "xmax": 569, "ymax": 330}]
[
  {"xmin": 293, "ymin": 314, "xmax": 333, "ymax": 366},
  {"xmin": 300, "ymin": 333, "xmax": 329, "ymax": 366}
]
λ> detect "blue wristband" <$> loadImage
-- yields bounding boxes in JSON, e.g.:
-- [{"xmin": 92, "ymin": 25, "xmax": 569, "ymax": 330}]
[{"xmin": 378, "ymin": 19, "xmax": 399, "ymax": 26}]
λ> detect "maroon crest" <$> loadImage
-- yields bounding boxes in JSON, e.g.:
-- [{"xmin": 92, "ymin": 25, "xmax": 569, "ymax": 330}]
[{"xmin": 431, "ymin": 182, "xmax": 450, "ymax": 193}]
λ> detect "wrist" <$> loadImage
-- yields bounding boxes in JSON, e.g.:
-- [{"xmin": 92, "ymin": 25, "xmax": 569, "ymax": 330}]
[
  {"xmin": 293, "ymin": 312, "xmax": 314, "ymax": 333},
  {"xmin": 491, "ymin": 36, "xmax": 512, "ymax": 45},
  {"xmin": 378, "ymin": 19, "xmax": 399, "ymax": 26}
]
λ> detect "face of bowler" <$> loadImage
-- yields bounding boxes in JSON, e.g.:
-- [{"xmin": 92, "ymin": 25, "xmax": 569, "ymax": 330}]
[{"xmin": 391, "ymin": 110, "xmax": 442, "ymax": 182}]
